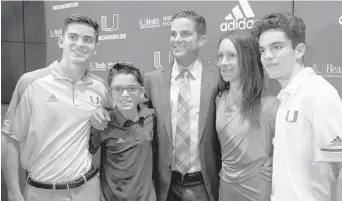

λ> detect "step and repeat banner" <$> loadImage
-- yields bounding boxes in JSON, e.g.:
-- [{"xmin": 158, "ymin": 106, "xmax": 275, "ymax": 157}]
[
  {"xmin": 294, "ymin": 1, "xmax": 342, "ymax": 96},
  {"xmin": 44, "ymin": 0, "xmax": 342, "ymax": 96}
]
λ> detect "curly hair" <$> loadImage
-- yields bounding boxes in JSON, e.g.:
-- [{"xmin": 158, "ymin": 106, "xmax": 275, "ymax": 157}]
[{"xmin": 251, "ymin": 12, "xmax": 306, "ymax": 48}]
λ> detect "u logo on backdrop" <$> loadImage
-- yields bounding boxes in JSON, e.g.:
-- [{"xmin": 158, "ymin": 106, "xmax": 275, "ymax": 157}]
[{"xmin": 101, "ymin": 14, "xmax": 119, "ymax": 32}]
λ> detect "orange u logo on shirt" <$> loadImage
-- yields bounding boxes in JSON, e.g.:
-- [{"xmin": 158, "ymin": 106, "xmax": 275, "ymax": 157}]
[
  {"xmin": 146, "ymin": 131, "xmax": 153, "ymax": 140},
  {"xmin": 90, "ymin": 96, "xmax": 100, "ymax": 105},
  {"xmin": 286, "ymin": 110, "xmax": 298, "ymax": 122}
]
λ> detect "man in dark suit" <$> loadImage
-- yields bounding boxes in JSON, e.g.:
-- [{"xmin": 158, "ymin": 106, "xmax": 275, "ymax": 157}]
[{"xmin": 144, "ymin": 10, "xmax": 221, "ymax": 201}]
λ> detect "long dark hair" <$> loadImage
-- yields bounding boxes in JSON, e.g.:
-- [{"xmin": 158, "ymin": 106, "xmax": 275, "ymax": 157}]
[{"xmin": 217, "ymin": 30, "xmax": 264, "ymax": 127}]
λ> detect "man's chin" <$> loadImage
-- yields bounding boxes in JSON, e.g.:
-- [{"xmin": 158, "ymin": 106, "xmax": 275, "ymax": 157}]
[
  {"xmin": 116, "ymin": 104, "xmax": 134, "ymax": 111},
  {"xmin": 72, "ymin": 54, "xmax": 90, "ymax": 60},
  {"xmin": 70, "ymin": 58, "xmax": 90, "ymax": 65},
  {"xmin": 172, "ymin": 51, "xmax": 187, "ymax": 58}
]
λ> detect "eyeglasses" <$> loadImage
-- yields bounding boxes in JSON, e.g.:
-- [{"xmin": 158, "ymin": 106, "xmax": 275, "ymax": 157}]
[{"xmin": 110, "ymin": 86, "xmax": 142, "ymax": 95}]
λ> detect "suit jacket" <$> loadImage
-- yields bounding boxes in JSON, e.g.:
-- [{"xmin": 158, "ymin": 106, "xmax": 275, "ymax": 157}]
[{"xmin": 144, "ymin": 61, "xmax": 222, "ymax": 201}]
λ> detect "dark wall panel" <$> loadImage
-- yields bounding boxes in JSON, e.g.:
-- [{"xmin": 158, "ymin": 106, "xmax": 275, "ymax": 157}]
[
  {"xmin": 23, "ymin": 1, "xmax": 46, "ymax": 43},
  {"xmin": 1, "ymin": 1, "xmax": 24, "ymax": 42},
  {"xmin": 25, "ymin": 43, "xmax": 47, "ymax": 72},
  {"xmin": 1, "ymin": 1, "xmax": 47, "ymax": 104},
  {"xmin": 1, "ymin": 42, "xmax": 26, "ymax": 103}
]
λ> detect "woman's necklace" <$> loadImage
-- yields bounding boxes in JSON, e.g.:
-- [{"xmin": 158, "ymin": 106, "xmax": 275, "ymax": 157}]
[{"xmin": 224, "ymin": 91, "xmax": 240, "ymax": 113}]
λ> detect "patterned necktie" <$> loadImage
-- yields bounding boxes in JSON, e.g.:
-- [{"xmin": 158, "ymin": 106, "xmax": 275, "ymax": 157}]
[{"xmin": 174, "ymin": 69, "xmax": 192, "ymax": 174}]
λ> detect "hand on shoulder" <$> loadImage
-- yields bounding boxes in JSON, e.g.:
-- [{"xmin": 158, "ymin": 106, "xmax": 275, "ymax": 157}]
[{"xmin": 261, "ymin": 94, "xmax": 279, "ymax": 117}]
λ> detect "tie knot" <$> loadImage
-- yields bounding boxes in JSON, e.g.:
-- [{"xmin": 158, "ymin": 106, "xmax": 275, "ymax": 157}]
[{"xmin": 176, "ymin": 69, "xmax": 193, "ymax": 80}]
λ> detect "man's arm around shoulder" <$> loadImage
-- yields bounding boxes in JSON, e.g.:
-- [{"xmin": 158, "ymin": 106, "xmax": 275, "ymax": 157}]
[{"xmin": 89, "ymin": 127, "xmax": 104, "ymax": 154}]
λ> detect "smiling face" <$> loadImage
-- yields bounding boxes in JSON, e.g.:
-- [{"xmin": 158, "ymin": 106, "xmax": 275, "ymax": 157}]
[
  {"xmin": 59, "ymin": 23, "xmax": 97, "ymax": 66},
  {"xmin": 109, "ymin": 73, "xmax": 144, "ymax": 111},
  {"xmin": 217, "ymin": 38, "xmax": 240, "ymax": 83},
  {"xmin": 170, "ymin": 18, "xmax": 204, "ymax": 62},
  {"xmin": 259, "ymin": 29, "xmax": 297, "ymax": 80}
]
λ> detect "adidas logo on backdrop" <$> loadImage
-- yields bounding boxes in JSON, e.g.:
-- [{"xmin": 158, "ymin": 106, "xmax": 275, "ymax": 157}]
[{"xmin": 220, "ymin": 0, "xmax": 258, "ymax": 31}]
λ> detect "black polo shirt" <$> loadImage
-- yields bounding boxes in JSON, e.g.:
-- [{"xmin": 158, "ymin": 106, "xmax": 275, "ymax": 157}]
[{"xmin": 89, "ymin": 106, "xmax": 156, "ymax": 201}]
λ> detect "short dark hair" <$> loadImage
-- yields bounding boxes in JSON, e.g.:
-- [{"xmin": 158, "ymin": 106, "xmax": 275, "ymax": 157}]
[
  {"xmin": 107, "ymin": 63, "xmax": 144, "ymax": 87},
  {"xmin": 252, "ymin": 12, "xmax": 306, "ymax": 48},
  {"xmin": 171, "ymin": 10, "xmax": 206, "ymax": 36},
  {"xmin": 63, "ymin": 14, "xmax": 100, "ymax": 43},
  {"xmin": 218, "ymin": 30, "xmax": 264, "ymax": 127}
]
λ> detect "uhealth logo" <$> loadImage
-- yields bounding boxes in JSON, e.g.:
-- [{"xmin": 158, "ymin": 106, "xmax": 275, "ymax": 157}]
[
  {"xmin": 220, "ymin": 0, "xmax": 257, "ymax": 31},
  {"xmin": 312, "ymin": 63, "xmax": 342, "ymax": 78}
]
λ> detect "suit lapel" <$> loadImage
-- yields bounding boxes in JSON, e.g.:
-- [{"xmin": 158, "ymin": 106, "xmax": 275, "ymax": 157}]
[
  {"xmin": 158, "ymin": 65, "xmax": 172, "ymax": 142},
  {"xmin": 198, "ymin": 63, "xmax": 215, "ymax": 141}
]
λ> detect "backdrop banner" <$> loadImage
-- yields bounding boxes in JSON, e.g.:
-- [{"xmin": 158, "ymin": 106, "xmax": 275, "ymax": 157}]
[{"xmin": 44, "ymin": 0, "xmax": 342, "ymax": 96}]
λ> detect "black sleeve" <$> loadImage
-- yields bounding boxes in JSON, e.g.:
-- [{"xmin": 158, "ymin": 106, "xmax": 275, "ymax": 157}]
[
  {"xmin": 89, "ymin": 127, "xmax": 104, "ymax": 154},
  {"xmin": 143, "ymin": 73, "xmax": 153, "ymax": 109},
  {"xmin": 152, "ymin": 113, "xmax": 159, "ymax": 185}
]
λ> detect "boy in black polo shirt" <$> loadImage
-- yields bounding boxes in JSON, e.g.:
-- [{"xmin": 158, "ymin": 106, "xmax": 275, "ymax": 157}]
[{"xmin": 89, "ymin": 63, "xmax": 156, "ymax": 201}]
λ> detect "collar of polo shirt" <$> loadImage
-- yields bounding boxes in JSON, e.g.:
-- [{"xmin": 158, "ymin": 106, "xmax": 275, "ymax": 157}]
[
  {"xmin": 106, "ymin": 105, "xmax": 154, "ymax": 127},
  {"xmin": 279, "ymin": 67, "xmax": 315, "ymax": 97},
  {"xmin": 49, "ymin": 60, "xmax": 93, "ymax": 84}
]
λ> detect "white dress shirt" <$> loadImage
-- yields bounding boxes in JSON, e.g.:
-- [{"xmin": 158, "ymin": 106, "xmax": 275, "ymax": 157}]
[{"xmin": 170, "ymin": 59, "xmax": 202, "ymax": 173}]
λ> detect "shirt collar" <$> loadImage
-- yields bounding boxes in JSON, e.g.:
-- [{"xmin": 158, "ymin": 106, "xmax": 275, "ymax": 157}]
[
  {"xmin": 171, "ymin": 59, "xmax": 201, "ymax": 80},
  {"xmin": 108, "ymin": 105, "xmax": 153, "ymax": 127},
  {"xmin": 49, "ymin": 60, "xmax": 93, "ymax": 84},
  {"xmin": 277, "ymin": 67, "xmax": 315, "ymax": 101}
]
